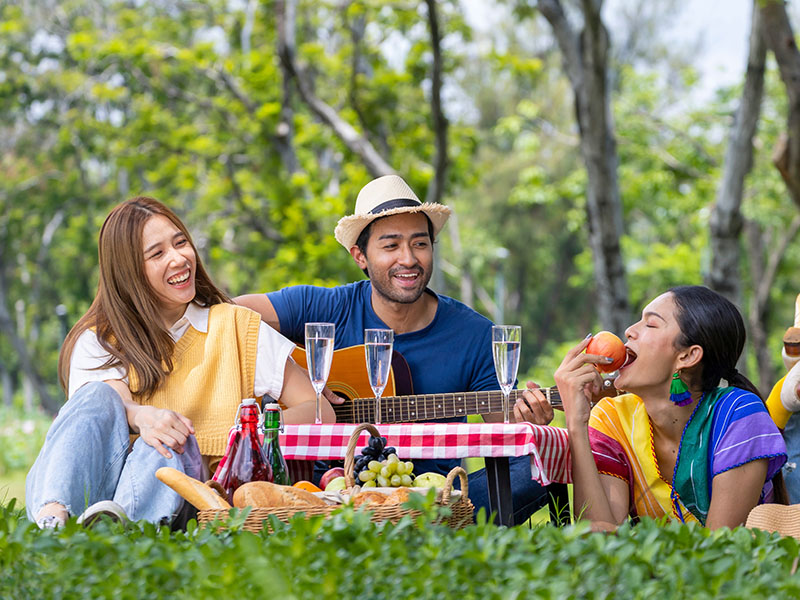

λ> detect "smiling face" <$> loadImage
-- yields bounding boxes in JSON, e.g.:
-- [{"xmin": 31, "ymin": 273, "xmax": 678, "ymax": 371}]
[
  {"xmin": 615, "ymin": 292, "xmax": 702, "ymax": 397},
  {"xmin": 142, "ymin": 214, "xmax": 197, "ymax": 326},
  {"xmin": 351, "ymin": 212, "xmax": 434, "ymax": 305}
]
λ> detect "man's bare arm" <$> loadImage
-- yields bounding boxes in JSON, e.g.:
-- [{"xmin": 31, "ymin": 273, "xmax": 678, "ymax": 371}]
[{"xmin": 234, "ymin": 294, "xmax": 281, "ymax": 331}]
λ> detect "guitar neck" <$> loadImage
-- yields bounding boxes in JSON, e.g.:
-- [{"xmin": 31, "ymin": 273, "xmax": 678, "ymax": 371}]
[{"xmin": 332, "ymin": 387, "xmax": 565, "ymax": 425}]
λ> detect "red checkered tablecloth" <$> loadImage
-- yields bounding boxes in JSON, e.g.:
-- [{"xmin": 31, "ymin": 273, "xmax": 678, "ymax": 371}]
[{"xmin": 279, "ymin": 422, "xmax": 572, "ymax": 486}]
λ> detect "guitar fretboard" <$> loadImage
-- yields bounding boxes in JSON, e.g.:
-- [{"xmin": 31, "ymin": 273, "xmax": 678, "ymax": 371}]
[{"xmin": 332, "ymin": 387, "xmax": 565, "ymax": 424}]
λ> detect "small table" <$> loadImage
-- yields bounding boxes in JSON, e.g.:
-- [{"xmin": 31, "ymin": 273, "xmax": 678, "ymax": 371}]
[{"xmin": 279, "ymin": 422, "xmax": 571, "ymax": 527}]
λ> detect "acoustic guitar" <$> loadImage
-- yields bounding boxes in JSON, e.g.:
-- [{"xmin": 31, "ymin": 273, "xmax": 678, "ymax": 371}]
[{"xmin": 291, "ymin": 345, "xmax": 618, "ymax": 425}]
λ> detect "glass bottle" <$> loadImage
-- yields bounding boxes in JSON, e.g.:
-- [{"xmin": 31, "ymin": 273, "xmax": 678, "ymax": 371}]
[
  {"xmin": 263, "ymin": 402, "xmax": 291, "ymax": 486},
  {"xmin": 215, "ymin": 398, "xmax": 273, "ymax": 503}
]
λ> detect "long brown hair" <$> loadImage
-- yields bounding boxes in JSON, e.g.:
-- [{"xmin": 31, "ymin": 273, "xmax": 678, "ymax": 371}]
[{"xmin": 58, "ymin": 197, "xmax": 230, "ymax": 398}]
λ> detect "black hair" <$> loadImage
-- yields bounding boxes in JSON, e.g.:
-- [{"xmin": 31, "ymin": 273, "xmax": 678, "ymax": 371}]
[
  {"xmin": 670, "ymin": 285, "xmax": 789, "ymax": 504},
  {"xmin": 670, "ymin": 285, "xmax": 758, "ymax": 396},
  {"xmin": 353, "ymin": 213, "xmax": 436, "ymax": 277}
]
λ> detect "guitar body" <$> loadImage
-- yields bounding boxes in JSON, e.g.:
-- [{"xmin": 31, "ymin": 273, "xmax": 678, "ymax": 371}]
[{"xmin": 291, "ymin": 345, "xmax": 413, "ymax": 403}]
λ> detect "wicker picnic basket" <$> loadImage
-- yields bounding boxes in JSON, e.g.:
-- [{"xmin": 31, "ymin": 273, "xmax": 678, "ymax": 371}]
[{"xmin": 197, "ymin": 423, "xmax": 475, "ymax": 533}]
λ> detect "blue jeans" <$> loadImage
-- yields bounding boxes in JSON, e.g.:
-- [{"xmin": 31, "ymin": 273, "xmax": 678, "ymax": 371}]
[
  {"xmin": 26, "ymin": 381, "xmax": 205, "ymax": 524},
  {"xmin": 464, "ymin": 456, "xmax": 549, "ymax": 524},
  {"xmin": 783, "ymin": 414, "xmax": 800, "ymax": 503}
]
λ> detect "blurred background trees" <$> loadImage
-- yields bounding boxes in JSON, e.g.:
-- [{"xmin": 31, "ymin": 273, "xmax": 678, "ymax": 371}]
[{"xmin": 2, "ymin": 0, "xmax": 800, "ymax": 413}]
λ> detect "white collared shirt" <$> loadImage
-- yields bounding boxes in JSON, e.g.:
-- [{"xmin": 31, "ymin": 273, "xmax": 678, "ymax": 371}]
[{"xmin": 67, "ymin": 303, "xmax": 295, "ymax": 400}]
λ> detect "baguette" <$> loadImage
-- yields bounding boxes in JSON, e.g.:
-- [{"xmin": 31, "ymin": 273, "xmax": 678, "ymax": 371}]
[
  {"xmin": 233, "ymin": 481, "xmax": 328, "ymax": 508},
  {"xmin": 155, "ymin": 467, "xmax": 232, "ymax": 510}
]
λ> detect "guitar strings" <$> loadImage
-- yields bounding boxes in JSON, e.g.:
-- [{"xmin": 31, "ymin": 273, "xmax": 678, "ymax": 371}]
[{"xmin": 333, "ymin": 388, "xmax": 566, "ymax": 423}]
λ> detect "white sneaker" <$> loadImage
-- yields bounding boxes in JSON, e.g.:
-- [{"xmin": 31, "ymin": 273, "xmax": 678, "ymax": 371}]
[{"xmin": 76, "ymin": 501, "xmax": 129, "ymax": 527}]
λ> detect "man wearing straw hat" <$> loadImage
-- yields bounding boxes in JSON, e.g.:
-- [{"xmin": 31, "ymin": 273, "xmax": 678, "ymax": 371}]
[{"xmin": 236, "ymin": 175, "xmax": 553, "ymax": 523}]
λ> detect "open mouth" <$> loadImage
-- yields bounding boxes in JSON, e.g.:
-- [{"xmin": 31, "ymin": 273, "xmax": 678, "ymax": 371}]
[
  {"xmin": 167, "ymin": 270, "xmax": 191, "ymax": 286},
  {"xmin": 392, "ymin": 270, "xmax": 421, "ymax": 287},
  {"xmin": 621, "ymin": 348, "xmax": 637, "ymax": 369}
]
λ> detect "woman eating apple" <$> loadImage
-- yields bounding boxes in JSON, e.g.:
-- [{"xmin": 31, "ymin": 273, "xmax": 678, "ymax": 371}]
[{"xmin": 551, "ymin": 285, "xmax": 787, "ymax": 529}]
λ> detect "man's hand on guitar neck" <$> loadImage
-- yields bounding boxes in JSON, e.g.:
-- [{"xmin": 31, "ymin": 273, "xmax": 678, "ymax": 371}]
[{"xmin": 483, "ymin": 381, "xmax": 555, "ymax": 425}]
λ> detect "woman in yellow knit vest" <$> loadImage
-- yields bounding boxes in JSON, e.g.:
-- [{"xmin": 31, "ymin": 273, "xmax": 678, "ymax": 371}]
[{"xmin": 27, "ymin": 197, "xmax": 335, "ymax": 528}]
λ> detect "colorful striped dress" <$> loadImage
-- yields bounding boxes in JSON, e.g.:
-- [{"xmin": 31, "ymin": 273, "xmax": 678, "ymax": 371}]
[{"xmin": 588, "ymin": 387, "xmax": 787, "ymax": 525}]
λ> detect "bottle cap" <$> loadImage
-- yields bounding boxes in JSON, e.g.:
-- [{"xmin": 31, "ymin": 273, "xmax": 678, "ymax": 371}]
[
  {"xmin": 263, "ymin": 403, "xmax": 280, "ymax": 411},
  {"xmin": 242, "ymin": 398, "xmax": 257, "ymax": 405}
]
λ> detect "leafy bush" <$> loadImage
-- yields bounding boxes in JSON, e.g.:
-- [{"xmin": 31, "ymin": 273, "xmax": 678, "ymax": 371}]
[
  {"xmin": 0, "ymin": 407, "xmax": 50, "ymax": 475},
  {"xmin": 3, "ymin": 499, "xmax": 800, "ymax": 599}
]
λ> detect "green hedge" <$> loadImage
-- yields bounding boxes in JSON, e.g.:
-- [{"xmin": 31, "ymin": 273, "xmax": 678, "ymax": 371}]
[{"xmin": 2, "ymin": 499, "xmax": 800, "ymax": 599}]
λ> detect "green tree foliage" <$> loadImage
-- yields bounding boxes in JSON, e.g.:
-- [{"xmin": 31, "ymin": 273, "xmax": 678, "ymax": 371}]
[{"xmin": 2, "ymin": 0, "xmax": 800, "ymax": 408}]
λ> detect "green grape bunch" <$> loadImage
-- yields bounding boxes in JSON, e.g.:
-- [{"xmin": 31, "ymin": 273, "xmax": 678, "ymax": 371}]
[{"xmin": 352, "ymin": 435, "xmax": 415, "ymax": 487}]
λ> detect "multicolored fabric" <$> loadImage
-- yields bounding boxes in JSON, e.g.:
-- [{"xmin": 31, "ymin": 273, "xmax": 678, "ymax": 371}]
[{"xmin": 588, "ymin": 388, "xmax": 787, "ymax": 524}]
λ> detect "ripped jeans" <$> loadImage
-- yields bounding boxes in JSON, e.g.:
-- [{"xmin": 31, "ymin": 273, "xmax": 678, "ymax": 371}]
[{"xmin": 26, "ymin": 381, "xmax": 204, "ymax": 523}]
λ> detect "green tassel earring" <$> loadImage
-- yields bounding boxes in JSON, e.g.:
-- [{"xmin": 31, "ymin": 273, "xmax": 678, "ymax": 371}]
[{"xmin": 669, "ymin": 372, "xmax": 692, "ymax": 406}]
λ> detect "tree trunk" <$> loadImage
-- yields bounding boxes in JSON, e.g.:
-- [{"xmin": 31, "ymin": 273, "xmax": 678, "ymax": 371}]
[
  {"xmin": 745, "ymin": 215, "xmax": 800, "ymax": 391},
  {"xmin": 760, "ymin": 0, "xmax": 800, "ymax": 210},
  {"xmin": 0, "ymin": 270, "xmax": 59, "ymax": 415},
  {"xmin": 538, "ymin": 0, "xmax": 630, "ymax": 334},
  {"xmin": 276, "ymin": 0, "xmax": 395, "ymax": 177},
  {"xmin": 708, "ymin": 2, "xmax": 766, "ymax": 308},
  {"xmin": 275, "ymin": 0, "xmax": 299, "ymax": 175}
]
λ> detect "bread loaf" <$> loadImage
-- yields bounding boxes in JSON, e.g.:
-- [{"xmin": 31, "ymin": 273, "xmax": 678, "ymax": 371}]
[
  {"xmin": 233, "ymin": 481, "xmax": 327, "ymax": 508},
  {"xmin": 383, "ymin": 487, "xmax": 414, "ymax": 506},
  {"xmin": 351, "ymin": 491, "xmax": 387, "ymax": 508}
]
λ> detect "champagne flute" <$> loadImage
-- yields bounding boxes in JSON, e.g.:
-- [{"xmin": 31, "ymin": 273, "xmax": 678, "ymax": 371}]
[
  {"xmin": 305, "ymin": 322, "xmax": 335, "ymax": 424},
  {"xmin": 364, "ymin": 328, "xmax": 393, "ymax": 424},
  {"xmin": 492, "ymin": 325, "xmax": 521, "ymax": 424}
]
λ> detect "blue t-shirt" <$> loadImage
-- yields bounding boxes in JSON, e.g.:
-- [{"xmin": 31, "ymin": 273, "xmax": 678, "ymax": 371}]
[{"xmin": 268, "ymin": 280, "xmax": 499, "ymax": 474}]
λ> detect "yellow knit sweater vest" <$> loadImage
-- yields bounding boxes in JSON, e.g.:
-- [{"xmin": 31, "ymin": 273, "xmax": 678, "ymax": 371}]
[{"xmin": 132, "ymin": 303, "xmax": 261, "ymax": 459}]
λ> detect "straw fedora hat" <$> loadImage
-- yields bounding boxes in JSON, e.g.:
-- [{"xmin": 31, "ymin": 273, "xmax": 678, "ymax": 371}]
[
  {"xmin": 334, "ymin": 175, "xmax": 451, "ymax": 249},
  {"xmin": 745, "ymin": 503, "xmax": 800, "ymax": 538}
]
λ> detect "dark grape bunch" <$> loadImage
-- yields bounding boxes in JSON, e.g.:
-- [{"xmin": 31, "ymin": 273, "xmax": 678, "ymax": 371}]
[{"xmin": 352, "ymin": 435, "xmax": 414, "ymax": 488}]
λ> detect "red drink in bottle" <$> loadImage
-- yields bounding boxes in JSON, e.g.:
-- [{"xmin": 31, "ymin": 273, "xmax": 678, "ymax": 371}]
[{"xmin": 216, "ymin": 398, "xmax": 272, "ymax": 503}]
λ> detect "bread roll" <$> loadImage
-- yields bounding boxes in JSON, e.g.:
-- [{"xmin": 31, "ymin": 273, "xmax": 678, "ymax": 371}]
[
  {"xmin": 383, "ymin": 487, "xmax": 414, "ymax": 506},
  {"xmin": 351, "ymin": 491, "xmax": 387, "ymax": 508},
  {"xmin": 233, "ymin": 481, "xmax": 327, "ymax": 508},
  {"xmin": 155, "ymin": 467, "xmax": 231, "ymax": 510}
]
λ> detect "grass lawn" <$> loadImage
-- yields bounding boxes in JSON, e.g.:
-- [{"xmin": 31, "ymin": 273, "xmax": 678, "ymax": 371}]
[{"xmin": 0, "ymin": 470, "xmax": 26, "ymax": 509}]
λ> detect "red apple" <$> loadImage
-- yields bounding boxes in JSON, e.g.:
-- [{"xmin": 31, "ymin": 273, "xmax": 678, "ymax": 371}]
[
  {"xmin": 586, "ymin": 331, "xmax": 626, "ymax": 373},
  {"xmin": 320, "ymin": 467, "xmax": 345, "ymax": 490}
]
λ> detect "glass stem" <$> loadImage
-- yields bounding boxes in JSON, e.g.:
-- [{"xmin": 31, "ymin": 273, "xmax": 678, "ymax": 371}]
[
  {"xmin": 503, "ymin": 391, "xmax": 510, "ymax": 424},
  {"xmin": 375, "ymin": 394, "xmax": 382, "ymax": 425},
  {"xmin": 315, "ymin": 390, "xmax": 322, "ymax": 425}
]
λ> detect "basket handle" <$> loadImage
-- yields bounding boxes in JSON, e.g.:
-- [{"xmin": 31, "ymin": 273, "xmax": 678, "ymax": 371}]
[
  {"xmin": 442, "ymin": 466, "xmax": 469, "ymax": 503},
  {"xmin": 344, "ymin": 423, "xmax": 381, "ymax": 488}
]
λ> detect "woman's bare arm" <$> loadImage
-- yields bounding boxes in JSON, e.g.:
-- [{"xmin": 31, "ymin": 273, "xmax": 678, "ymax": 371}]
[{"xmin": 705, "ymin": 459, "xmax": 768, "ymax": 529}]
